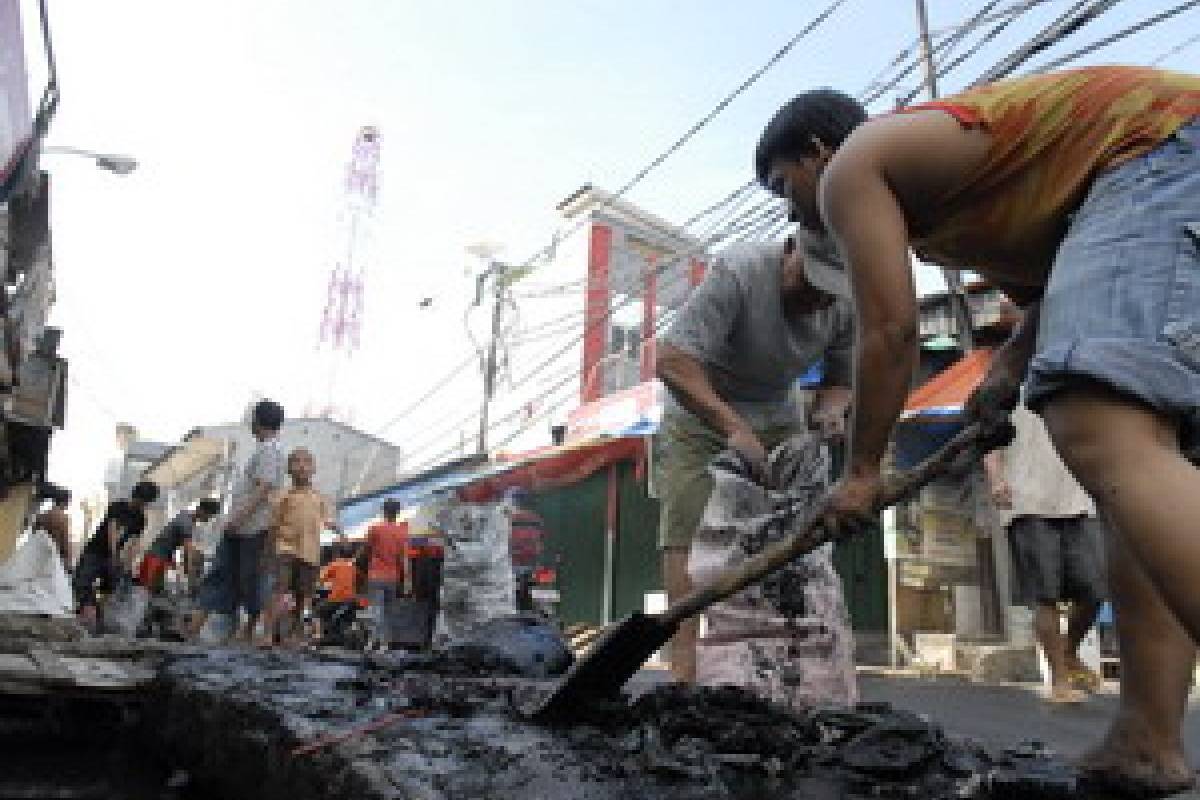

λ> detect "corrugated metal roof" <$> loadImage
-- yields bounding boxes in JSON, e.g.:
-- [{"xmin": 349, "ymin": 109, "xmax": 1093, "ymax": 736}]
[
  {"xmin": 336, "ymin": 455, "xmax": 491, "ymax": 530},
  {"xmin": 902, "ymin": 348, "xmax": 994, "ymax": 419}
]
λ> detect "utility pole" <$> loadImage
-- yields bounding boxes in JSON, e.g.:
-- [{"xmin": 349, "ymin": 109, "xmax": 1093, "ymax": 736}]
[
  {"xmin": 914, "ymin": 0, "xmax": 976, "ymax": 351},
  {"xmin": 914, "ymin": 0, "xmax": 939, "ymax": 98},
  {"xmin": 476, "ymin": 261, "xmax": 507, "ymax": 455}
]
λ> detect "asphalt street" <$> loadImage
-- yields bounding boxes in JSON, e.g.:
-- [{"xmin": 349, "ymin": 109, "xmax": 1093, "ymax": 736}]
[{"xmin": 858, "ymin": 673, "xmax": 1200, "ymax": 767}]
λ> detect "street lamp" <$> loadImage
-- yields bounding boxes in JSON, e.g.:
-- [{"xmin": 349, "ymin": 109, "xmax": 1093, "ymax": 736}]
[{"xmin": 41, "ymin": 145, "xmax": 138, "ymax": 175}]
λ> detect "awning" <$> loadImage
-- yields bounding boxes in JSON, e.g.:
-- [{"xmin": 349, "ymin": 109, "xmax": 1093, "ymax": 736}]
[
  {"xmin": 142, "ymin": 436, "xmax": 225, "ymax": 490},
  {"xmin": 902, "ymin": 348, "xmax": 993, "ymax": 419},
  {"xmin": 463, "ymin": 436, "xmax": 644, "ymax": 502},
  {"xmin": 336, "ymin": 436, "xmax": 647, "ymax": 530}
]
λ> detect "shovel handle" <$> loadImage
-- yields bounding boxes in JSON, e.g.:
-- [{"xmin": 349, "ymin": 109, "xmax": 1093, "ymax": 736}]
[{"xmin": 662, "ymin": 421, "xmax": 997, "ymax": 627}]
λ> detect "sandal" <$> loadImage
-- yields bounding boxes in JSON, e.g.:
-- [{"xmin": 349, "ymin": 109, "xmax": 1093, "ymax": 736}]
[
  {"xmin": 1068, "ymin": 668, "xmax": 1103, "ymax": 693},
  {"xmin": 1047, "ymin": 685, "xmax": 1088, "ymax": 704}
]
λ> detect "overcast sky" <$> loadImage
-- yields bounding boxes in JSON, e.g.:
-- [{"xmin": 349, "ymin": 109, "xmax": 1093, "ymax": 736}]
[{"xmin": 24, "ymin": 0, "xmax": 1200, "ymax": 500}]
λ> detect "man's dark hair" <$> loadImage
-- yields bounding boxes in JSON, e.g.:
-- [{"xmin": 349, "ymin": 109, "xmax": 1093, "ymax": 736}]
[
  {"xmin": 252, "ymin": 399, "xmax": 285, "ymax": 431},
  {"xmin": 54, "ymin": 488, "xmax": 72, "ymax": 505},
  {"xmin": 196, "ymin": 498, "xmax": 222, "ymax": 516},
  {"xmin": 755, "ymin": 89, "xmax": 868, "ymax": 185},
  {"xmin": 382, "ymin": 499, "xmax": 401, "ymax": 520},
  {"xmin": 131, "ymin": 481, "xmax": 160, "ymax": 503}
]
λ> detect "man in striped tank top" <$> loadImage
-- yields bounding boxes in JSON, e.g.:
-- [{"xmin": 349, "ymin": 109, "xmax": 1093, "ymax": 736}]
[{"xmin": 756, "ymin": 66, "xmax": 1200, "ymax": 794}]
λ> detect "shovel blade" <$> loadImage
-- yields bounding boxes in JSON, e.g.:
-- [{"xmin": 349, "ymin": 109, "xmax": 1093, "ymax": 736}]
[{"xmin": 523, "ymin": 612, "xmax": 676, "ymax": 721}]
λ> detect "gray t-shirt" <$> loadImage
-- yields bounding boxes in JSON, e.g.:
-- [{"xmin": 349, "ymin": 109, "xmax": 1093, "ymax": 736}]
[
  {"xmin": 662, "ymin": 242, "xmax": 853, "ymax": 425},
  {"xmin": 228, "ymin": 437, "xmax": 285, "ymax": 535}
]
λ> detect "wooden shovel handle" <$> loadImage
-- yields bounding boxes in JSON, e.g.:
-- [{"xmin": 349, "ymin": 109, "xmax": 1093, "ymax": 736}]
[{"xmin": 663, "ymin": 421, "xmax": 999, "ymax": 627}]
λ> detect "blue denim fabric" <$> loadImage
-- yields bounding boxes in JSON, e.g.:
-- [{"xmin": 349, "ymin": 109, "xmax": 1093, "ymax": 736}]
[
  {"xmin": 197, "ymin": 535, "xmax": 234, "ymax": 613},
  {"xmin": 1028, "ymin": 117, "xmax": 1200, "ymax": 452},
  {"xmin": 198, "ymin": 532, "xmax": 266, "ymax": 615}
]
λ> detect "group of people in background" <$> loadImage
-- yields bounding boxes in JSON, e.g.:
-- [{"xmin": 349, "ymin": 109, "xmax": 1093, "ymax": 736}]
[{"xmin": 52, "ymin": 398, "xmax": 443, "ymax": 654}]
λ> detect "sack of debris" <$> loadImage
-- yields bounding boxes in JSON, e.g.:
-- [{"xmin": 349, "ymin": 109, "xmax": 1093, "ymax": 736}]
[
  {"xmin": 102, "ymin": 581, "xmax": 150, "ymax": 637},
  {"xmin": 689, "ymin": 433, "xmax": 858, "ymax": 710},
  {"xmin": 426, "ymin": 494, "xmax": 516, "ymax": 645},
  {"xmin": 0, "ymin": 530, "xmax": 73, "ymax": 616}
]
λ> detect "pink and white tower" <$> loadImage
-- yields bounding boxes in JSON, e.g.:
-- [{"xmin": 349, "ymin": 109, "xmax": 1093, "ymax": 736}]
[{"xmin": 313, "ymin": 125, "xmax": 381, "ymax": 421}]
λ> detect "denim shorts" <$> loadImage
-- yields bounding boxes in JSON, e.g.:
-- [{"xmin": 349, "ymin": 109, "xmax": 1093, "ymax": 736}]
[{"xmin": 1027, "ymin": 117, "xmax": 1200, "ymax": 456}]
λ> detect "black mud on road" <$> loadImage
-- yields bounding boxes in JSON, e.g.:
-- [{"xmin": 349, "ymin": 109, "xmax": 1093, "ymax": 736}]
[{"xmin": 147, "ymin": 647, "xmax": 1092, "ymax": 800}]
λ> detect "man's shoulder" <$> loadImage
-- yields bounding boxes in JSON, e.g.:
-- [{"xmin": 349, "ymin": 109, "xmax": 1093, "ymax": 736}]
[{"xmin": 711, "ymin": 242, "xmax": 781, "ymax": 283}]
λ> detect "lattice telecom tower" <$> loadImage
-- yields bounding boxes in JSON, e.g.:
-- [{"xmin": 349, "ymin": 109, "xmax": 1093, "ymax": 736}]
[{"xmin": 312, "ymin": 125, "xmax": 381, "ymax": 421}]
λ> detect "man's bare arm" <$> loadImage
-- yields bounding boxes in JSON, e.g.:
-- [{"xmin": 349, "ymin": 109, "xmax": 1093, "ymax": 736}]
[
  {"xmin": 657, "ymin": 342, "xmax": 767, "ymax": 470},
  {"xmin": 820, "ymin": 148, "xmax": 917, "ymax": 481},
  {"xmin": 656, "ymin": 343, "xmax": 747, "ymax": 439}
]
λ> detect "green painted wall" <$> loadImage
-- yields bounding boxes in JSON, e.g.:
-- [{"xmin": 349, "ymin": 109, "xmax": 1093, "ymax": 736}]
[
  {"xmin": 529, "ymin": 454, "xmax": 886, "ymax": 632},
  {"xmin": 529, "ymin": 469, "xmax": 608, "ymax": 624}
]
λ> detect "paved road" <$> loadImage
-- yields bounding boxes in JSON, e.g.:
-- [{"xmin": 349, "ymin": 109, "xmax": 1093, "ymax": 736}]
[{"xmin": 859, "ymin": 673, "xmax": 1200, "ymax": 766}]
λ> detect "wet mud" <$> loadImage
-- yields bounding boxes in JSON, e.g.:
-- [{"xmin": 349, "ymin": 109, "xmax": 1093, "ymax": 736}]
[{"xmin": 145, "ymin": 646, "xmax": 1093, "ymax": 800}]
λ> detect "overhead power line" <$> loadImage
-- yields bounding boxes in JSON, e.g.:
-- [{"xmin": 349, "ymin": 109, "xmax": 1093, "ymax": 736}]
[
  {"xmin": 971, "ymin": 0, "xmax": 1122, "ymax": 86},
  {"xmin": 1032, "ymin": 0, "xmax": 1200, "ymax": 73},
  {"xmin": 923, "ymin": 0, "xmax": 1048, "ymax": 92},
  {"xmin": 1151, "ymin": 30, "xmax": 1200, "ymax": 65},
  {"xmin": 863, "ymin": 0, "xmax": 1048, "ymax": 106},
  {"xmin": 608, "ymin": 0, "xmax": 848, "ymax": 202}
]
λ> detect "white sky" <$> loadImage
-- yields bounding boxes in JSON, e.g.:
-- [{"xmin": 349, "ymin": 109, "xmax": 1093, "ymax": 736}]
[{"xmin": 22, "ymin": 0, "xmax": 1200, "ymax": 499}]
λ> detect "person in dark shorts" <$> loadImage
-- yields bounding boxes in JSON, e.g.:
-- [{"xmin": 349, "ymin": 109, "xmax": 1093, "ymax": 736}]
[
  {"xmin": 191, "ymin": 400, "xmax": 286, "ymax": 642},
  {"xmin": 987, "ymin": 402, "xmax": 1107, "ymax": 703}
]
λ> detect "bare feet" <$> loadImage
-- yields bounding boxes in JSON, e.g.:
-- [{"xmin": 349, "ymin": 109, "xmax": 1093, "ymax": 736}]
[
  {"xmin": 1079, "ymin": 714, "xmax": 1194, "ymax": 797},
  {"xmin": 1047, "ymin": 684, "xmax": 1088, "ymax": 704}
]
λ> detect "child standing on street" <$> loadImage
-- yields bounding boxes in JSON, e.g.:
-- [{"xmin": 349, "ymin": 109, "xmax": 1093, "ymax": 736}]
[
  {"xmin": 363, "ymin": 499, "xmax": 408, "ymax": 651},
  {"xmin": 260, "ymin": 447, "xmax": 335, "ymax": 647}
]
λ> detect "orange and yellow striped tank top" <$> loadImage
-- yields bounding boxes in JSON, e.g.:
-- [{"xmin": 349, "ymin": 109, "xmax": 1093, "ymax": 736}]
[{"xmin": 903, "ymin": 66, "xmax": 1200, "ymax": 277}]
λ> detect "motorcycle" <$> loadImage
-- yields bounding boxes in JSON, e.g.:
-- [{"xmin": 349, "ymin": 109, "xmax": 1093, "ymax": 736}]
[{"xmin": 312, "ymin": 586, "xmax": 369, "ymax": 650}]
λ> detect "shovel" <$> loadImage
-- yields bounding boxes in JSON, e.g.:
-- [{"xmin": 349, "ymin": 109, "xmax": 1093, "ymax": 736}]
[{"xmin": 525, "ymin": 418, "xmax": 1010, "ymax": 721}]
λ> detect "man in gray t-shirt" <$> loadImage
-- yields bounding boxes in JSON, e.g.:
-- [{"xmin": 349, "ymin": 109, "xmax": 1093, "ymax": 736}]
[{"xmin": 654, "ymin": 233, "xmax": 853, "ymax": 683}]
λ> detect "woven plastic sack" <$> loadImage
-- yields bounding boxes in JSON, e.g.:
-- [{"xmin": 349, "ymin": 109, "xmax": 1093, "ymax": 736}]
[
  {"xmin": 689, "ymin": 433, "xmax": 858, "ymax": 710},
  {"xmin": 427, "ymin": 495, "xmax": 515, "ymax": 645},
  {"xmin": 0, "ymin": 531, "xmax": 73, "ymax": 616},
  {"xmin": 102, "ymin": 581, "xmax": 150, "ymax": 637}
]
